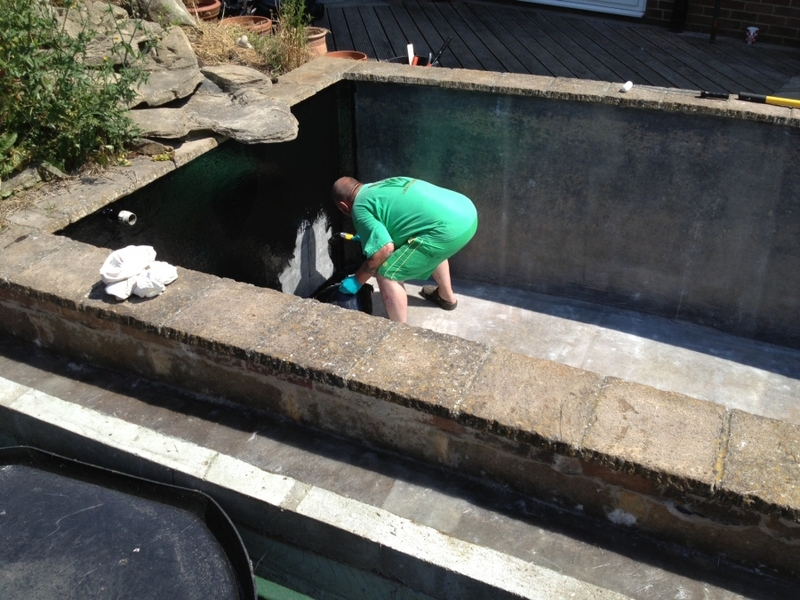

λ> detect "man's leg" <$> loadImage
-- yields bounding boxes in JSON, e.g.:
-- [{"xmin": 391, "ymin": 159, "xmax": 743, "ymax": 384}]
[
  {"xmin": 431, "ymin": 259, "xmax": 456, "ymax": 304},
  {"xmin": 377, "ymin": 276, "xmax": 407, "ymax": 322}
]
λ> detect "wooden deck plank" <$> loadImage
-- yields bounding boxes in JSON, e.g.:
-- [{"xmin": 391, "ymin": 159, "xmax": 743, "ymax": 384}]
[
  {"xmin": 585, "ymin": 20, "xmax": 699, "ymax": 89},
  {"xmin": 511, "ymin": 9, "xmax": 600, "ymax": 78},
  {"xmin": 629, "ymin": 28, "xmax": 740, "ymax": 92},
  {"xmin": 373, "ymin": 5, "xmax": 414, "ymax": 59},
  {"xmin": 542, "ymin": 13, "xmax": 633, "ymax": 82},
  {"xmin": 453, "ymin": 4, "xmax": 530, "ymax": 73},
  {"xmin": 358, "ymin": 6, "xmax": 397, "ymax": 59},
  {"xmin": 406, "ymin": 0, "xmax": 481, "ymax": 69},
  {"xmin": 430, "ymin": 3, "xmax": 506, "ymax": 71},
  {"xmin": 319, "ymin": 0, "xmax": 800, "ymax": 95},
  {"xmin": 619, "ymin": 26, "xmax": 720, "ymax": 90},
  {"xmin": 464, "ymin": 4, "xmax": 550, "ymax": 75},
  {"xmin": 668, "ymin": 35, "xmax": 788, "ymax": 92},
  {"xmin": 715, "ymin": 39, "xmax": 800, "ymax": 73},
  {"xmin": 484, "ymin": 4, "xmax": 575, "ymax": 77},
  {"xmin": 565, "ymin": 18, "xmax": 674, "ymax": 87},
  {"xmin": 679, "ymin": 35, "xmax": 800, "ymax": 83},
  {"xmin": 340, "ymin": 9, "xmax": 375, "ymax": 56},
  {"xmin": 324, "ymin": 8, "xmax": 353, "ymax": 52},
  {"xmin": 388, "ymin": 3, "xmax": 443, "ymax": 59},
  {"xmin": 642, "ymin": 29, "xmax": 774, "ymax": 94}
]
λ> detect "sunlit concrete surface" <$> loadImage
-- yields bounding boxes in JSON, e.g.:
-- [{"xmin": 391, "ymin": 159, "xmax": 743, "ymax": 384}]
[{"xmin": 369, "ymin": 279, "xmax": 800, "ymax": 425}]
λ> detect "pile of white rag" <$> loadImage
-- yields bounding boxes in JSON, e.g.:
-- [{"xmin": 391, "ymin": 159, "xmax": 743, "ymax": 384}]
[{"xmin": 99, "ymin": 245, "xmax": 178, "ymax": 301}]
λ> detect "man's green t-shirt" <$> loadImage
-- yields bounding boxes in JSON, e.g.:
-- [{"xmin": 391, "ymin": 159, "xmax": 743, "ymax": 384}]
[{"xmin": 351, "ymin": 177, "xmax": 477, "ymax": 258}]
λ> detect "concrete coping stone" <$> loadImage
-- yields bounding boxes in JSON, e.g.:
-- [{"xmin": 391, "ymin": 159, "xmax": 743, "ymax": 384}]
[
  {"xmin": 1, "ymin": 58, "xmax": 798, "ymax": 546},
  {"xmin": 282, "ymin": 59, "xmax": 800, "ymax": 127},
  {"xmin": 1, "ymin": 231, "xmax": 799, "ymax": 527}
]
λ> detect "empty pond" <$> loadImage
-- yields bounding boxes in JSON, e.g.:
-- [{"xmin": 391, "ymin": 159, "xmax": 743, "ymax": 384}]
[{"xmin": 58, "ymin": 81, "xmax": 800, "ymax": 425}]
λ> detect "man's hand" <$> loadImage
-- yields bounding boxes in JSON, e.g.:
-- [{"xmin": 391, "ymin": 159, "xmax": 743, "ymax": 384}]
[{"xmin": 339, "ymin": 275, "xmax": 362, "ymax": 295}]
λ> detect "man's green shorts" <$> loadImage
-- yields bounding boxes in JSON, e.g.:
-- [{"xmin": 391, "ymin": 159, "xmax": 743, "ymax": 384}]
[{"xmin": 377, "ymin": 217, "xmax": 478, "ymax": 281}]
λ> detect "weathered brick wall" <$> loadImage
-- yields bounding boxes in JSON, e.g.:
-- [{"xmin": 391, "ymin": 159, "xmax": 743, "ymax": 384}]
[{"xmin": 645, "ymin": 0, "xmax": 800, "ymax": 47}]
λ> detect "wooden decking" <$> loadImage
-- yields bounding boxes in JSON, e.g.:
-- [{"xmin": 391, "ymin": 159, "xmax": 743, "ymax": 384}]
[{"xmin": 315, "ymin": 0, "xmax": 800, "ymax": 95}]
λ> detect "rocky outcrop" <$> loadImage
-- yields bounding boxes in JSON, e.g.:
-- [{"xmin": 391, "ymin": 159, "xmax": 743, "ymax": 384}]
[
  {"xmin": 132, "ymin": 0, "xmax": 197, "ymax": 28},
  {"xmin": 133, "ymin": 26, "xmax": 206, "ymax": 107},
  {"xmin": 62, "ymin": 1, "xmax": 297, "ymax": 141},
  {"xmin": 130, "ymin": 66, "xmax": 298, "ymax": 143}
]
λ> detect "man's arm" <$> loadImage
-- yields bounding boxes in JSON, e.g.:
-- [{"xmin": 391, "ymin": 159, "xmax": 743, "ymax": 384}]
[{"xmin": 354, "ymin": 242, "xmax": 395, "ymax": 284}]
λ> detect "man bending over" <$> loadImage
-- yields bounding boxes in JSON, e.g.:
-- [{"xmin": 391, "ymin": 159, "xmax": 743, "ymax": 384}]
[{"xmin": 332, "ymin": 176, "xmax": 478, "ymax": 323}]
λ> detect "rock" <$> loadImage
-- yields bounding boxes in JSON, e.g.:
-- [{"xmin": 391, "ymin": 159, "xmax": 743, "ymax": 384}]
[
  {"xmin": 53, "ymin": 1, "xmax": 297, "ymax": 147},
  {"xmin": 132, "ymin": 0, "xmax": 197, "ymax": 28},
  {"xmin": 57, "ymin": 3, "xmax": 201, "ymax": 107},
  {"xmin": 131, "ymin": 139, "xmax": 175, "ymax": 156},
  {"xmin": 201, "ymin": 65, "xmax": 273, "ymax": 96},
  {"xmin": 3, "ymin": 167, "xmax": 42, "ymax": 195},
  {"xmin": 38, "ymin": 162, "xmax": 69, "ymax": 182},
  {"xmin": 130, "ymin": 78, "xmax": 298, "ymax": 144},
  {"xmin": 57, "ymin": 1, "xmax": 163, "ymax": 67},
  {"xmin": 134, "ymin": 27, "xmax": 204, "ymax": 107}
]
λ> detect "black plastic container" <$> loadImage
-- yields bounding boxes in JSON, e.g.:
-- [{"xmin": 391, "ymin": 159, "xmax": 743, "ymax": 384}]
[
  {"xmin": 0, "ymin": 446, "xmax": 256, "ymax": 600},
  {"xmin": 313, "ymin": 279, "xmax": 373, "ymax": 315}
]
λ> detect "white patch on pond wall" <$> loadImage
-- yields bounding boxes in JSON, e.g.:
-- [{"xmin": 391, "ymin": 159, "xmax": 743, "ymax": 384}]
[
  {"xmin": 278, "ymin": 212, "xmax": 334, "ymax": 297},
  {"xmin": 606, "ymin": 508, "xmax": 637, "ymax": 527}
]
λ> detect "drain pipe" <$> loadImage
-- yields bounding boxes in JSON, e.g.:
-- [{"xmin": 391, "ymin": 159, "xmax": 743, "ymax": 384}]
[{"xmin": 117, "ymin": 211, "xmax": 137, "ymax": 226}]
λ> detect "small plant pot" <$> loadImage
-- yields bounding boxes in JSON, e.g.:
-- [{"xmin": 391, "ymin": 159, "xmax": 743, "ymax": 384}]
[
  {"xmin": 326, "ymin": 50, "xmax": 367, "ymax": 61},
  {"xmin": 221, "ymin": 15, "xmax": 273, "ymax": 35},
  {"xmin": 306, "ymin": 27, "xmax": 330, "ymax": 56},
  {"xmin": 186, "ymin": 0, "xmax": 221, "ymax": 21}
]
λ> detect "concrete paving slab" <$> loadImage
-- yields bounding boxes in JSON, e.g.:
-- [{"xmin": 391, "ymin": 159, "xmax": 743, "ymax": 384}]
[{"xmin": 370, "ymin": 279, "xmax": 800, "ymax": 426}]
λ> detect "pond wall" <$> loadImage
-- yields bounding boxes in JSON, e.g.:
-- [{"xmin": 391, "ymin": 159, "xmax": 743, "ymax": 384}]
[{"xmin": 351, "ymin": 81, "xmax": 800, "ymax": 349}]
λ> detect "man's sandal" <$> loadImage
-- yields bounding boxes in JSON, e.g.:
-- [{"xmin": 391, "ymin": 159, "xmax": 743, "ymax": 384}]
[{"xmin": 419, "ymin": 285, "xmax": 458, "ymax": 311}]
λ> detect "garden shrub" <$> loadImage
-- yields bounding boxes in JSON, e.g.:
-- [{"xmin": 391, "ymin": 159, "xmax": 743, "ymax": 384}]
[{"xmin": 0, "ymin": 0, "xmax": 153, "ymax": 182}]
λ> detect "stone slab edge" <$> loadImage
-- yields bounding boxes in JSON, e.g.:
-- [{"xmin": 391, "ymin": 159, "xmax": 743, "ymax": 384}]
[
  {"xmin": 0, "ymin": 232, "xmax": 798, "ymax": 529},
  {"xmin": 273, "ymin": 58, "xmax": 800, "ymax": 127}
]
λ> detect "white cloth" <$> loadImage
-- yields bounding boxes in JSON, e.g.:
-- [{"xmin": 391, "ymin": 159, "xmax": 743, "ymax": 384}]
[
  {"xmin": 132, "ymin": 261, "xmax": 178, "ymax": 298},
  {"xmin": 100, "ymin": 245, "xmax": 156, "ymax": 284},
  {"xmin": 104, "ymin": 277, "xmax": 136, "ymax": 301},
  {"xmin": 99, "ymin": 246, "xmax": 177, "ymax": 300}
]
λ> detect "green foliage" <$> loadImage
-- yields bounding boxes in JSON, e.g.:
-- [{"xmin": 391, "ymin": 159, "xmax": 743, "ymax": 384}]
[
  {"xmin": 0, "ymin": 0, "xmax": 153, "ymax": 179},
  {"xmin": 266, "ymin": 0, "xmax": 311, "ymax": 74},
  {"xmin": 277, "ymin": 0, "xmax": 311, "ymax": 31}
]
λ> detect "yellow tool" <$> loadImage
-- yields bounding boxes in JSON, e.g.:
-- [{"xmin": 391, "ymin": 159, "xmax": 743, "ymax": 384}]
[{"xmin": 738, "ymin": 92, "xmax": 800, "ymax": 109}]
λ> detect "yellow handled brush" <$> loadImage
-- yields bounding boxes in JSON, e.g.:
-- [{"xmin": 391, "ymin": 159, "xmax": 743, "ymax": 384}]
[{"xmin": 738, "ymin": 92, "xmax": 800, "ymax": 109}]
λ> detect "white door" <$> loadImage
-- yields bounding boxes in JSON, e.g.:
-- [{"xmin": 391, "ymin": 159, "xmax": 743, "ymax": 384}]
[{"xmin": 520, "ymin": 0, "xmax": 647, "ymax": 18}]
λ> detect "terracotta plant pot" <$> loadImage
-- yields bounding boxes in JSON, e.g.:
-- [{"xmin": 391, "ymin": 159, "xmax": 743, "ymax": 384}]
[
  {"xmin": 326, "ymin": 50, "xmax": 367, "ymax": 61},
  {"xmin": 306, "ymin": 27, "xmax": 329, "ymax": 56},
  {"xmin": 186, "ymin": 0, "xmax": 221, "ymax": 21},
  {"xmin": 221, "ymin": 15, "xmax": 273, "ymax": 35}
]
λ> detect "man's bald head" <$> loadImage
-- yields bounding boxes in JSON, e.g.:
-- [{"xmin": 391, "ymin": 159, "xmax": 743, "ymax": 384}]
[{"xmin": 332, "ymin": 177, "xmax": 362, "ymax": 214}]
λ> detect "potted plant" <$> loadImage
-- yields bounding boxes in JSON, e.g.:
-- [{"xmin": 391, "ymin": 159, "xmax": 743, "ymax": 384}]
[
  {"xmin": 185, "ymin": 0, "xmax": 222, "ymax": 21},
  {"xmin": 306, "ymin": 26, "xmax": 329, "ymax": 56},
  {"xmin": 221, "ymin": 15, "xmax": 273, "ymax": 35}
]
